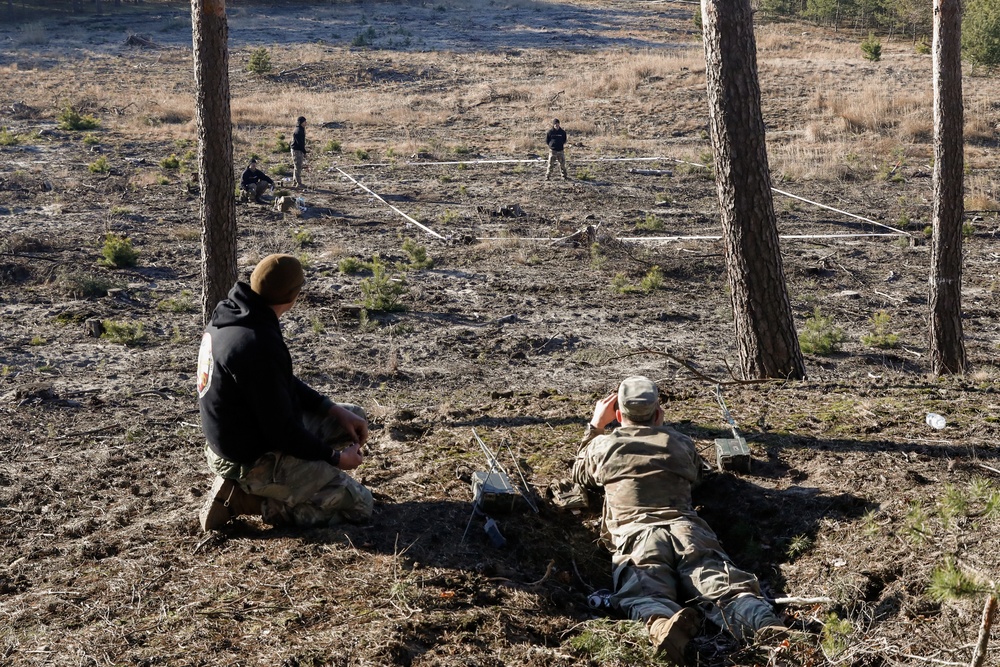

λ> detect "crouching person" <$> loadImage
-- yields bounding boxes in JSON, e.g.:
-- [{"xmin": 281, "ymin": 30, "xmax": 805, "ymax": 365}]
[
  {"xmin": 573, "ymin": 376, "xmax": 788, "ymax": 664},
  {"xmin": 196, "ymin": 253, "xmax": 373, "ymax": 531}
]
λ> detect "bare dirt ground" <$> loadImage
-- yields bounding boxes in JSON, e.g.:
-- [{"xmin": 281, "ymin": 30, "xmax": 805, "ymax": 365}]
[{"xmin": 3, "ymin": 1, "xmax": 1000, "ymax": 665}]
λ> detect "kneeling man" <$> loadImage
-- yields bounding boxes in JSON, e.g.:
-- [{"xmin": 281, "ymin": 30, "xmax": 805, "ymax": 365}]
[{"xmin": 197, "ymin": 254, "xmax": 373, "ymax": 531}]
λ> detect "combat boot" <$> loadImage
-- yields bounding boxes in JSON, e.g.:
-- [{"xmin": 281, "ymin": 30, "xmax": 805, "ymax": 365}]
[
  {"xmin": 648, "ymin": 607, "xmax": 700, "ymax": 665},
  {"xmin": 199, "ymin": 477, "xmax": 262, "ymax": 531}
]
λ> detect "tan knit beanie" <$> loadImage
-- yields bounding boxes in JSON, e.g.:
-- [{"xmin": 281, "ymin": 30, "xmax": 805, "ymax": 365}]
[{"xmin": 250, "ymin": 254, "xmax": 304, "ymax": 305}]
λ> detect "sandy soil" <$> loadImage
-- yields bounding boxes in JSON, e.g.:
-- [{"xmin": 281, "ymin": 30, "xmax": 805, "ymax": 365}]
[{"xmin": 2, "ymin": 1, "xmax": 1000, "ymax": 666}]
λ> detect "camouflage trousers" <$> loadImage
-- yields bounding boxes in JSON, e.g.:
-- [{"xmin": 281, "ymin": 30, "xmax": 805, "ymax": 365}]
[
  {"xmin": 205, "ymin": 404, "xmax": 373, "ymax": 528},
  {"xmin": 611, "ymin": 517, "xmax": 782, "ymax": 642},
  {"xmin": 292, "ymin": 149, "xmax": 305, "ymax": 186},
  {"xmin": 546, "ymin": 149, "xmax": 567, "ymax": 179}
]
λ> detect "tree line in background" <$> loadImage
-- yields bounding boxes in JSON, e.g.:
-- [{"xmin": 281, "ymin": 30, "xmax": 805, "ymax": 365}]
[{"xmin": 756, "ymin": 0, "xmax": 1000, "ymax": 67}]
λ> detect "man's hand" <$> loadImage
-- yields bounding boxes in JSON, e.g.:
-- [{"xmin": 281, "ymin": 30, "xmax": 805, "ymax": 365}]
[
  {"xmin": 338, "ymin": 442, "xmax": 364, "ymax": 470},
  {"xmin": 329, "ymin": 404, "xmax": 369, "ymax": 446},
  {"xmin": 590, "ymin": 392, "xmax": 618, "ymax": 430}
]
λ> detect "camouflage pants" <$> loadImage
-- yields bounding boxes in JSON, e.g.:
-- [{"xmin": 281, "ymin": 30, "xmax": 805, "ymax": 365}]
[
  {"xmin": 292, "ymin": 149, "xmax": 305, "ymax": 186},
  {"xmin": 611, "ymin": 518, "xmax": 782, "ymax": 641},
  {"xmin": 546, "ymin": 150, "xmax": 567, "ymax": 179},
  {"xmin": 205, "ymin": 403, "xmax": 373, "ymax": 528}
]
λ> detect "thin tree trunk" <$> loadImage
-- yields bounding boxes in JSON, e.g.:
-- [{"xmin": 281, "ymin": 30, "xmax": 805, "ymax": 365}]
[
  {"xmin": 930, "ymin": 0, "xmax": 967, "ymax": 374},
  {"xmin": 701, "ymin": 0, "xmax": 806, "ymax": 380},
  {"xmin": 192, "ymin": 0, "xmax": 237, "ymax": 322}
]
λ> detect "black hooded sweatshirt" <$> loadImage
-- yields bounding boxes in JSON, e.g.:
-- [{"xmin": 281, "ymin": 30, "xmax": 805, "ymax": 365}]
[{"xmin": 198, "ymin": 282, "xmax": 333, "ymax": 465}]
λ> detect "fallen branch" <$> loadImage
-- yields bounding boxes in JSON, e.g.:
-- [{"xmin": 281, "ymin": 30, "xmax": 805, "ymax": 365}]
[
  {"xmin": 276, "ymin": 63, "xmax": 311, "ymax": 76},
  {"xmin": 970, "ymin": 594, "xmax": 997, "ymax": 667},
  {"xmin": 488, "ymin": 559, "xmax": 556, "ymax": 588},
  {"xmin": 773, "ymin": 596, "xmax": 834, "ymax": 605}
]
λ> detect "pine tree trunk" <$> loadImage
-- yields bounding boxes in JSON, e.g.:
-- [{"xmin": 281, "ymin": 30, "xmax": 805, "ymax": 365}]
[
  {"xmin": 930, "ymin": 0, "xmax": 967, "ymax": 374},
  {"xmin": 701, "ymin": 0, "xmax": 805, "ymax": 380},
  {"xmin": 191, "ymin": 0, "xmax": 237, "ymax": 323}
]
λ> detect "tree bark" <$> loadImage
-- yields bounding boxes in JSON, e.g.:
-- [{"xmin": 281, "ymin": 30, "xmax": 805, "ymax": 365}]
[
  {"xmin": 701, "ymin": 0, "xmax": 805, "ymax": 380},
  {"xmin": 191, "ymin": 0, "xmax": 237, "ymax": 323},
  {"xmin": 930, "ymin": 0, "xmax": 967, "ymax": 374}
]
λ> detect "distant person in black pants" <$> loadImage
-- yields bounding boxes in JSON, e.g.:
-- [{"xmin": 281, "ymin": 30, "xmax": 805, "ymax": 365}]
[
  {"xmin": 546, "ymin": 118, "xmax": 568, "ymax": 180},
  {"xmin": 292, "ymin": 116, "xmax": 307, "ymax": 188}
]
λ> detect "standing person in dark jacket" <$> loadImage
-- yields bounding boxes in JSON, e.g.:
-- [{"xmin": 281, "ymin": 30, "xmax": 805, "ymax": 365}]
[
  {"xmin": 196, "ymin": 254, "xmax": 373, "ymax": 531},
  {"xmin": 240, "ymin": 158, "xmax": 274, "ymax": 203},
  {"xmin": 291, "ymin": 116, "xmax": 307, "ymax": 188},
  {"xmin": 545, "ymin": 118, "xmax": 569, "ymax": 180}
]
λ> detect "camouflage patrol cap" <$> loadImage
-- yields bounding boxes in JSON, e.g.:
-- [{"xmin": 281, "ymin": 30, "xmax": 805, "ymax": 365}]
[
  {"xmin": 250, "ymin": 254, "xmax": 304, "ymax": 305},
  {"xmin": 617, "ymin": 376, "xmax": 659, "ymax": 421}
]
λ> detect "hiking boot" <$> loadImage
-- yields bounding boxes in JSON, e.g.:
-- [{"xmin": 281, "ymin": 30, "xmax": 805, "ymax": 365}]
[
  {"xmin": 199, "ymin": 477, "xmax": 262, "ymax": 531},
  {"xmin": 648, "ymin": 607, "xmax": 700, "ymax": 665}
]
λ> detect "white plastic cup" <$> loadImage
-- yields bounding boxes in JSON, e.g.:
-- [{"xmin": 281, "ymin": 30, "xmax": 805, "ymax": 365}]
[{"xmin": 926, "ymin": 413, "xmax": 946, "ymax": 430}]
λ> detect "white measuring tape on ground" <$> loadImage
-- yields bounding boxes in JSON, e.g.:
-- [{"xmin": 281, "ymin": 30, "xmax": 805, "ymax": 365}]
[
  {"xmin": 335, "ymin": 167, "xmax": 447, "ymax": 240},
  {"xmin": 335, "ymin": 155, "xmax": 910, "ymax": 243}
]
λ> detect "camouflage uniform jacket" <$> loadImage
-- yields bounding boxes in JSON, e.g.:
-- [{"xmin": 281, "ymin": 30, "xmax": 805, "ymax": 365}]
[{"xmin": 572, "ymin": 424, "xmax": 703, "ymax": 550}]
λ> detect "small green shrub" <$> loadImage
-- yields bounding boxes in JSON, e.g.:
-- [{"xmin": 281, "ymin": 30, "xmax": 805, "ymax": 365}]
[
  {"xmin": 101, "ymin": 320, "xmax": 146, "ymax": 347},
  {"xmin": 612, "ymin": 273, "xmax": 638, "ymax": 294},
  {"xmin": 0, "ymin": 127, "xmax": 20, "ymax": 146},
  {"xmin": 360, "ymin": 254, "xmax": 407, "ymax": 312},
  {"xmin": 272, "ymin": 164, "xmax": 290, "ymax": 177},
  {"xmin": 963, "ymin": 221, "xmax": 975, "ymax": 238},
  {"xmin": 402, "ymin": 238, "xmax": 434, "ymax": 269},
  {"xmin": 82, "ymin": 133, "xmax": 100, "ymax": 146},
  {"xmin": 292, "ymin": 228, "xmax": 314, "ymax": 248},
  {"xmin": 160, "ymin": 154, "xmax": 181, "ymax": 170},
  {"xmin": 904, "ymin": 500, "xmax": 930, "ymax": 544},
  {"xmin": 635, "ymin": 213, "xmax": 664, "ymax": 232},
  {"xmin": 274, "ymin": 134, "xmax": 290, "ymax": 153},
  {"xmin": 156, "ymin": 175, "xmax": 171, "ymax": 185},
  {"xmin": 915, "ymin": 40, "xmax": 931, "ymax": 55},
  {"xmin": 928, "ymin": 558, "xmax": 981, "ymax": 601},
  {"xmin": 247, "ymin": 47, "xmax": 272, "ymax": 75},
  {"xmin": 354, "ymin": 148, "xmax": 370, "ymax": 161},
  {"xmin": 60, "ymin": 272, "xmax": 119, "ymax": 299},
  {"xmin": 861, "ymin": 32, "xmax": 882, "ymax": 62},
  {"xmin": 590, "ymin": 242, "xmax": 606, "ymax": 270},
  {"xmin": 440, "ymin": 209, "xmax": 459, "ymax": 225},
  {"xmin": 821, "ymin": 613, "xmax": 853, "ymax": 659},
  {"xmin": 785, "ymin": 534, "xmax": 813, "ymax": 560},
  {"xmin": 99, "ymin": 233, "xmax": 138, "ymax": 268},
  {"xmin": 88, "ymin": 156, "xmax": 110, "ymax": 174},
  {"xmin": 798, "ymin": 307, "xmax": 844, "ymax": 355},
  {"xmin": 575, "ymin": 168, "xmax": 593, "ymax": 181},
  {"xmin": 639, "ymin": 266, "xmax": 663, "ymax": 292},
  {"xmin": 861, "ymin": 311, "xmax": 900, "ymax": 349},
  {"xmin": 29, "ymin": 335, "xmax": 46, "ymax": 346},
  {"xmin": 565, "ymin": 618, "xmax": 655, "ymax": 664},
  {"xmin": 324, "ymin": 139, "xmax": 342, "ymax": 153},
  {"xmin": 58, "ymin": 105, "xmax": 100, "ymax": 131},
  {"xmin": 351, "ymin": 26, "xmax": 377, "ymax": 47},
  {"xmin": 157, "ymin": 290, "xmax": 196, "ymax": 313},
  {"xmin": 339, "ymin": 256, "xmax": 366, "ymax": 274}
]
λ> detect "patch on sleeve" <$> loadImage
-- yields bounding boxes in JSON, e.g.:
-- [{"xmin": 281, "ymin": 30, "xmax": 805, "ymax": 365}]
[{"xmin": 197, "ymin": 332, "xmax": 214, "ymax": 398}]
